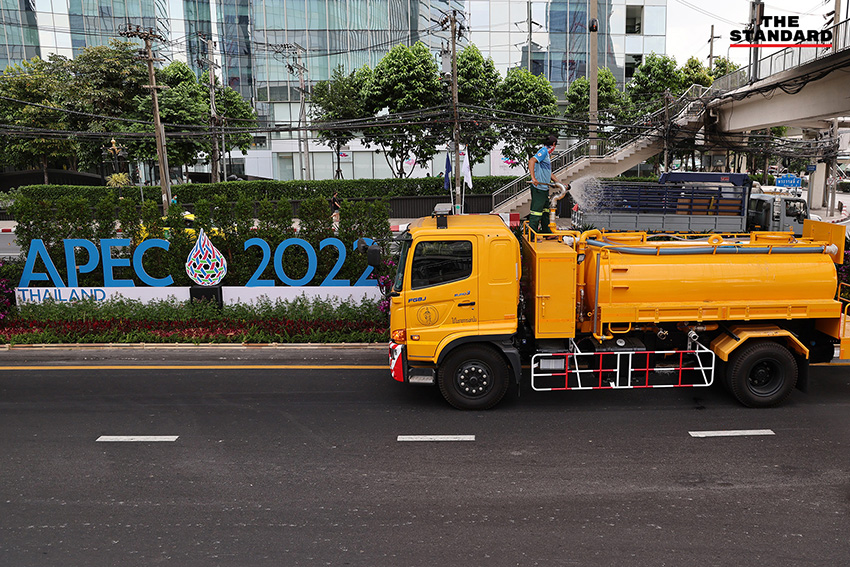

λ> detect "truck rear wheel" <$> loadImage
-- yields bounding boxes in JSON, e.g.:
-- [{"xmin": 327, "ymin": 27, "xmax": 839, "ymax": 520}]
[
  {"xmin": 438, "ymin": 345, "xmax": 509, "ymax": 410},
  {"xmin": 727, "ymin": 340, "xmax": 797, "ymax": 408}
]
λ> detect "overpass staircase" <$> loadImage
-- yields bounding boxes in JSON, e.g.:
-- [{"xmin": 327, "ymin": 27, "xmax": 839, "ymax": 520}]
[{"xmin": 491, "ymin": 84, "xmax": 710, "ymax": 216}]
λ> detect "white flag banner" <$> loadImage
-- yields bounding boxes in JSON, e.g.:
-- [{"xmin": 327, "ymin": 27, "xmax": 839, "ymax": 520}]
[{"xmin": 461, "ymin": 150, "xmax": 473, "ymax": 189}]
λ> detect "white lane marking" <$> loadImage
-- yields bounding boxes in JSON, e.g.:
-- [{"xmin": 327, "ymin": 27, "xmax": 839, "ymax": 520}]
[
  {"xmin": 96, "ymin": 436, "xmax": 179, "ymax": 442},
  {"xmin": 689, "ymin": 429, "xmax": 775, "ymax": 438},
  {"xmin": 397, "ymin": 435, "xmax": 475, "ymax": 442}
]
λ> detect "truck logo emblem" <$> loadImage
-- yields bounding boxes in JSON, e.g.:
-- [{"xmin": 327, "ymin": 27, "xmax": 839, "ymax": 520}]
[{"xmin": 417, "ymin": 306, "xmax": 438, "ymax": 326}]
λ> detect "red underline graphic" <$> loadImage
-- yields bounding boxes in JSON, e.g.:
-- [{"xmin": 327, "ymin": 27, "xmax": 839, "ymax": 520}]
[{"xmin": 730, "ymin": 44, "xmax": 833, "ymax": 48}]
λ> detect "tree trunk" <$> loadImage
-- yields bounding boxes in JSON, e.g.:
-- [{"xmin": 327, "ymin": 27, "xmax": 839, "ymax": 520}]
[
  {"xmin": 334, "ymin": 142, "xmax": 342, "ymax": 179},
  {"xmin": 42, "ymin": 156, "xmax": 48, "ymax": 184}
]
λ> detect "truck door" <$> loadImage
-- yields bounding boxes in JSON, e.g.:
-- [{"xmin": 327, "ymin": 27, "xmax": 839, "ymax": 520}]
[
  {"xmin": 403, "ymin": 237, "xmax": 478, "ymax": 360},
  {"xmin": 783, "ymin": 199, "xmax": 807, "ymax": 234}
]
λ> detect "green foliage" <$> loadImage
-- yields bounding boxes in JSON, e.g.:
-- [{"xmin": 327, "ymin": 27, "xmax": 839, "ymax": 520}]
[
  {"xmin": 1, "ymin": 295, "xmax": 388, "ymax": 344},
  {"xmin": 10, "ymin": 188, "xmax": 394, "ymax": 289},
  {"xmin": 495, "ymin": 67, "xmax": 559, "ymax": 171},
  {"xmin": 62, "ymin": 41, "xmax": 150, "ymax": 170},
  {"xmin": 363, "ymin": 42, "xmax": 445, "ymax": 178},
  {"xmin": 125, "ymin": 61, "xmax": 209, "ymax": 173},
  {"xmin": 310, "ymin": 65, "xmax": 369, "ymax": 179},
  {"xmin": 564, "ymin": 67, "xmax": 634, "ymax": 137},
  {"xmin": 457, "ymin": 45, "xmax": 502, "ymax": 167},
  {"xmin": 627, "ymin": 53, "xmax": 685, "ymax": 109},
  {"xmin": 710, "ymin": 56, "xmax": 740, "ymax": 79},
  {"xmin": 13, "ymin": 176, "xmax": 515, "ymax": 207},
  {"xmin": 0, "ymin": 43, "xmax": 255, "ymax": 179},
  {"xmin": 680, "ymin": 56, "xmax": 713, "ymax": 89},
  {"xmin": 106, "ymin": 173, "xmax": 131, "ymax": 187},
  {"xmin": 0, "ymin": 57, "xmax": 78, "ymax": 178}
]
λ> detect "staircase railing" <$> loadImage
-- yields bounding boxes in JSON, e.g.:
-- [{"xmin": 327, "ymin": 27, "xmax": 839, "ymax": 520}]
[
  {"xmin": 490, "ymin": 139, "xmax": 590, "ymax": 211},
  {"xmin": 490, "ymin": 84, "xmax": 710, "ymax": 212}
]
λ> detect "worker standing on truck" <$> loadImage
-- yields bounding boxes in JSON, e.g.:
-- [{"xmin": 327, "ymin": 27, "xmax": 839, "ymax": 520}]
[{"xmin": 528, "ymin": 134, "xmax": 562, "ymax": 233}]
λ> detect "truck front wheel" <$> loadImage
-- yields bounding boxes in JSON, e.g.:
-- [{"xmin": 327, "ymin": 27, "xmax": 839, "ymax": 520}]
[
  {"xmin": 727, "ymin": 340, "xmax": 797, "ymax": 408},
  {"xmin": 438, "ymin": 345, "xmax": 510, "ymax": 410}
]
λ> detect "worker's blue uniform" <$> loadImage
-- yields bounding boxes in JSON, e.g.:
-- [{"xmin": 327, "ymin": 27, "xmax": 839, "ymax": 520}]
[{"xmin": 530, "ymin": 146, "xmax": 553, "ymax": 233}]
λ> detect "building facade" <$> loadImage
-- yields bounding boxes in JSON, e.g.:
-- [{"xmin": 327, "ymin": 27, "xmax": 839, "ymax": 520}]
[{"xmin": 0, "ymin": 0, "xmax": 666, "ymax": 180}]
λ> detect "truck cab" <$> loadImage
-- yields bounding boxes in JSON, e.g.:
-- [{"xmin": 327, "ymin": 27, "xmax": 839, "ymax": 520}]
[
  {"xmin": 748, "ymin": 193, "xmax": 813, "ymax": 235},
  {"xmin": 388, "ymin": 213, "xmax": 522, "ymax": 409}
]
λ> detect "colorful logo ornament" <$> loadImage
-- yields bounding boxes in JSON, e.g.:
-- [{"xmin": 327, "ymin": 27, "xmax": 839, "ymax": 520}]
[{"xmin": 185, "ymin": 229, "xmax": 227, "ymax": 286}]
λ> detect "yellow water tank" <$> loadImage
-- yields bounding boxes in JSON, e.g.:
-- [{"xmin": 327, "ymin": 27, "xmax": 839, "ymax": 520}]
[{"xmin": 582, "ymin": 238, "xmax": 840, "ymax": 325}]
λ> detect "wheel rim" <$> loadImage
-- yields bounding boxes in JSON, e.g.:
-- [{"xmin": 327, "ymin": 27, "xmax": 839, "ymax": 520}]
[
  {"xmin": 747, "ymin": 359, "xmax": 784, "ymax": 396},
  {"xmin": 454, "ymin": 360, "xmax": 493, "ymax": 399}
]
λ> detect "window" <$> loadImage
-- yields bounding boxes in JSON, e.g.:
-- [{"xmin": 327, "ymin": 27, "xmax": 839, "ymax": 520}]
[
  {"xmin": 410, "ymin": 240, "xmax": 473, "ymax": 290},
  {"xmin": 626, "ymin": 5, "xmax": 642, "ymax": 34},
  {"xmin": 785, "ymin": 200, "xmax": 806, "ymax": 217},
  {"xmin": 625, "ymin": 54, "xmax": 642, "ymax": 80}
]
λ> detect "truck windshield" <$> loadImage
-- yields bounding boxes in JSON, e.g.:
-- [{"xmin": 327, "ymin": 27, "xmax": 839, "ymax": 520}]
[{"xmin": 392, "ymin": 236, "xmax": 411, "ymax": 292}]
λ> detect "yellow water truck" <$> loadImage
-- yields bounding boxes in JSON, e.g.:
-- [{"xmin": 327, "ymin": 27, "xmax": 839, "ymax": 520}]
[{"xmin": 385, "ymin": 208, "xmax": 849, "ymax": 410}]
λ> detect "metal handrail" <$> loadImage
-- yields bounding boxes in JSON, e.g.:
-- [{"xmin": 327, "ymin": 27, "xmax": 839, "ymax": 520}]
[
  {"xmin": 490, "ymin": 83, "xmax": 709, "ymax": 211},
  {"xmin": 710, "ymin": 17, "xmax": 850, "ymax": 95}
]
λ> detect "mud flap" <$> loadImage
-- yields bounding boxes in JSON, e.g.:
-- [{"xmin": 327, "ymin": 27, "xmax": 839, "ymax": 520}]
[
  {"xmin": 389, "ymin": 342, "xmax": 406, "ymax": 383},
  {"xmin": 795, "ymin": 353, "xmax": 809, "ymax": 393}
]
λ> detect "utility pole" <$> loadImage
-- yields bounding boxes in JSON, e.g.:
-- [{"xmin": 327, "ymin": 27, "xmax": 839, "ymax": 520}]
[
  {"xmin": 121, "ymin": 25, "xmax": 171, "ymax": 206},
  {"xmin": 749, "ymin": 0, "xmax": 764, "ymax": 82},
  {"xmin": 451, "ymin": 10, "xmax": 461, "ymax": 213},
  {"xmin": 277, "ymin": 43, "xmax": 311, "ymax": 181},
  {"xmin": 834, "ymin": 0, "xmax": 843, "ymax": 54},
  {"xmin": 663, "ymin": 90, "xmax": 671, "ymax": 171},
  {"xmin": 707, "ymin": 25, "xmax": 722, "ymax": 72},
  {"xmin": 588, "ymin": 0, "xmax": 598, "ymax": 157},
  {"xmin": 200, "ymin": 34, "xmax": 221, "ymax": 183},
  {"xmin": 527, "ymin": 1, "xmax": 532, "ymax": 72}
]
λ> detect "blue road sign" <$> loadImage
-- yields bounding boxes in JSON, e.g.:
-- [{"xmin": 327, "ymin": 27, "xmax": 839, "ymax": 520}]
[{"xmin": 776, "ymin": 174, "xmax": 801, "ymax": 188}]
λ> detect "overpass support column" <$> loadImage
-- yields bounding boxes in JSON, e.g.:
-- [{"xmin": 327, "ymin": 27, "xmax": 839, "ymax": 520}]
[{"xmin": 809, "ymin": 162, "xmax": 828, "ymax": 211}]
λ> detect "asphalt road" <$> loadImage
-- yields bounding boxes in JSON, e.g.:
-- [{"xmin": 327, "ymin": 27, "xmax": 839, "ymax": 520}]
[{"xmin": 1, "ymin": 347, "xmax": 849, "ymax": 566}]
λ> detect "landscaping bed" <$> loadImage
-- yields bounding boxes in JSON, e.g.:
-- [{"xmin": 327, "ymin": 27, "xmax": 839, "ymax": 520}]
[{"xmin": 0, "ymin": 296, "xmax": 388, "ymax": 345}]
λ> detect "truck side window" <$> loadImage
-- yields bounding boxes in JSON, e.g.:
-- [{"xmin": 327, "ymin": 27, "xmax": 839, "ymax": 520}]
[
  {"xmin": 410, "ymin": 240, "xmax": 472, "ymax": 289},
  {"xmin": 785, "ymin": 200, "xmax": 805, "ymax": 216}
]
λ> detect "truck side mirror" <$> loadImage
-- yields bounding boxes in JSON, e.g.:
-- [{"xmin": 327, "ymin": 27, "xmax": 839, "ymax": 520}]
[{"xmin": 367, "ymin": 244, "xmax": 382, "ymax": 268}]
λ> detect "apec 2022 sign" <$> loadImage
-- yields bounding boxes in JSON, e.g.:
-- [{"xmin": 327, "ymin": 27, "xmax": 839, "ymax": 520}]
[{"xmin": 16, "ymin": 231, "xmax": 379, "ymax": 304}]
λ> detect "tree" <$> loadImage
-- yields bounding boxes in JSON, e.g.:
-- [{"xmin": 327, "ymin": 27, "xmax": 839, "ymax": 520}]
[
  {"xmin": 210, "ymin": 74, "xmax": 257, "ymax": 174},
  {"xmin": 627, "ymin": 53, "xmax": 684, "ymax": 110},
  {"xmin": 0, "ymin": 57, "xmax": 77, "ymax": 182},
  {"xmin": 456, "ymin": 44, "xmax": 502, "ymax": 167},
  {"xmin": 60, "ymin": 40, "xmax": 150, "ymax": 171},
  {"xmin": 124, "ymin": 61, "xmax": 256, "ymax": 182},
  {"xmin": 495, "ymin": 67, "xmax": 558, "ymax": 171},
  {"xmin": 680, "ymin": 56, "xmax": 713, "ymax": 90},
  {"xmin": 564, "ymin": 67, "xmax": 633, "ymax": 138},
  {"xmin": 310, "ymin": 65, "xmax": 368, "ymax": 179},
  {"xmin": 124, "ymin": 61, "xmax": 209, "ymax": 180},
  {"xmin": 362, "ymin": 42, "xmax": 445, "ymax": 178},
  {"xmin": 710, "ymin": 56, "xmax": 740, "ymax": 79}
]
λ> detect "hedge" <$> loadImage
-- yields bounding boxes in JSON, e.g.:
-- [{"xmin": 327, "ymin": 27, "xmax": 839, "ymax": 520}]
[
  {"xmin": 6, "ymin": 191, "xmax": 395, "ymax": 290},
  {"xmin": 13, "ymin": 176, "xmax": 517, "ymax": 206}
]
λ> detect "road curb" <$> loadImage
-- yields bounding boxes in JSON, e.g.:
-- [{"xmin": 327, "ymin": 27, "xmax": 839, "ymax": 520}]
[{"xmin": 0, "ymin": 342, "xmax": 388, "ymax": 350}]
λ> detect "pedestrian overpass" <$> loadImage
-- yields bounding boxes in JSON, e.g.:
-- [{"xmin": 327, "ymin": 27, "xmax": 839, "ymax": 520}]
[{"xmin": 491, "ymin": 17, "xmax": 850, "ymax": 217}]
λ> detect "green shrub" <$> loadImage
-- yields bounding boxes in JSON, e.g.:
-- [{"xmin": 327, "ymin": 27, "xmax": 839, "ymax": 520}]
[
  {"xmin": 10, "ymin": 189, "xmax": 392, "ymax": 289},
  {"xmin": 14, "ymin": 176, "xmax": 517, "ymax": 207},
  {"xmin": 1, "ymin": 295, "xmax": 388, "ymax": 344}
]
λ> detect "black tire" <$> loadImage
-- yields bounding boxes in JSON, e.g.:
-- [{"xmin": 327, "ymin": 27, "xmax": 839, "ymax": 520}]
[
  {"xmin": 438, "ymin": 345, "xmax": 510, "ymax": 410},
  {"xmin": 727, "ymin": 340, "xmax": 797, "ymax": 408}
]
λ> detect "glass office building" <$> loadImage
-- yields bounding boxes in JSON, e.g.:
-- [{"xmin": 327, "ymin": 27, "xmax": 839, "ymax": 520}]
[{"xmin": 0, "ymin": 0, "xmax": 666, "ymax": 179}]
